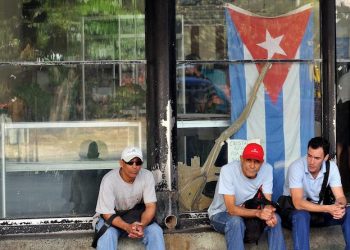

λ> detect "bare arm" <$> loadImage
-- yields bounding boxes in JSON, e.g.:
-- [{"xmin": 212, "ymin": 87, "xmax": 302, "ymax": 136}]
[
  {"xmin": 102, "ymin": 213, "xmax": 132, "ymax": 233},
  {"xmin": 332, "ymin": 186, "xmax": 347, "ymax": 205},
  {"xmin": 223, "ymin": 194, "xmax": 275, "ymax": 222},
  {"xmin": 290, "ymin": 187, "xmax": 345, "ymax": 219},
  {"xmin": 102, "ymin": 202, "xmax": 156, "ymax": 238},
  {"xmin": 140, "ymin": 202, "xmax": 157, "ymax": 227}
]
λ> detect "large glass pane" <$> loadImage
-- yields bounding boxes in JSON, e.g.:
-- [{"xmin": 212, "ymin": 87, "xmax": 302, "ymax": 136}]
[
  {"xmin": 176, "ymin": 0, "xmax": 320, "ymax": 61},
  {"xmin": 177, "ymin": 61, "xmax": 321, "ymax": 212},
  {"xmin": 176, "ymin": 0, "xmax": 321, "ymax": 212},
  {"xmin": 0, "ymin": 64, "xmax": 146, "ymax": 122},
  {"xmin": 0, "ymin": 0, "xmax": 145, "ymax": 62},
  {"xmin": 0, "ymin": 0, "xmax": 146, "ymax": 220},
  {"xmin": 177, "ymin": 62, "xmax": 231, "ymax": 116},
  {"xmin": 1, "ymin": 122, "xmax": 142, "ymax": 218},
  {"xmin": 336, "ymin": 0, "xmax": 350, "ymax": 194}
]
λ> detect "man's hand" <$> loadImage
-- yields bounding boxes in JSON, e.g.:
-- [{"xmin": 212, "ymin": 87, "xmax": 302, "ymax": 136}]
[
  {"xmin": 127, "ymin": 222, "xmax": 144, "ymax": 238},
  {"xmin": 256, "ymin": 205, "xmax": 278, "ymax": 227},
  {"xmin": 256, "ymin": 205, "xmax": 275, "ymax": 221},
  {"xmin": 265, "ymin": 213, "xmax": 278, "ymax": 227},
  {"xmin": 328, "ymin": 203, "xmax": 346, "ymax": 219}
]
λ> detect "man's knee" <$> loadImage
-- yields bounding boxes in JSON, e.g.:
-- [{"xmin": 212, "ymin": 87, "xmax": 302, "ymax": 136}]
[
  {"xmin": 292, "ymin": 210, "xmax": 310, "ymax": 223},
  {"xmin": 101, "ymin": 226, "xmax": 119, "ymax": 239},
  {"xmin": 225, "ymin": 216, "xmax": 245, "ymax": 232},
  {"xmin": 343, "ymin": 207, "xmax": 350, "ymax": 224},
  {"xmin": 345, "ymin": 207, "xmax": 350, "ymax": 215},
  {"xmin": 293, "ymin": 210, "xmax": 310, "ymax": 219},
  {"xmin": 96, "ymin": 226, "xmax": 119, "ymax": 250},
  {"xmin": 144, "ymin": 222, "xmax": 164, "ymax": 237},
  {"xmin": 275, "ymin": 213, "xmax": 282, "ymax": 223}
]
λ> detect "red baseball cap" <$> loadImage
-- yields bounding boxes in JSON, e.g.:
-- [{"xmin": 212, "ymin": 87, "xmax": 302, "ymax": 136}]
[{"xmin": 242, "ymin": 143, "xmax": 264, "ymax": 162}]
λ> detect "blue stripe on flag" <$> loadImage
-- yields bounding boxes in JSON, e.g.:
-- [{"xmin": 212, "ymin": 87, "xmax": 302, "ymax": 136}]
[
  {"xmin": 265, "ymin": 90, "xmax": 285, "ymax": 200},
  {"xmin": 226, "ymin": 10, "xmax": 247, "ymax": 139}
]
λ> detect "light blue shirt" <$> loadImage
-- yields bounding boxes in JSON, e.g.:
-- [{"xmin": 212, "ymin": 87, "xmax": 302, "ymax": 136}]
[
  {"xmin": 283, "ymin": 156, "xmax": 342, "ymax": 203},
  {"xmin": 208, "ymin": 160, "xmax": 273, "ymax": 219}
]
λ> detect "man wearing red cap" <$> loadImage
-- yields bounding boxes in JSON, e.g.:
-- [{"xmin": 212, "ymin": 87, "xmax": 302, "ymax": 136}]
[{"xmin": 208, "ymin": 143, "xmax": 286, "ymax": 250}]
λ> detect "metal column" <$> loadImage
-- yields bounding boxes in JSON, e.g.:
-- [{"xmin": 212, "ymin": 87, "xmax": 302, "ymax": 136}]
[
  {"xmin": 145, "ymin": 0, "xmax": 177, "ymax": 191},
  {"xmin": 320, "ymin": 0, "xmax": 337, "ymax": 153}
]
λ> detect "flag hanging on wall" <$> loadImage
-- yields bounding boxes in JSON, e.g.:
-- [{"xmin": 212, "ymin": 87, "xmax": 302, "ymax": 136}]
[{"xmin": 224, "ymin": 3, "xmax": 314, "ymax": 199}]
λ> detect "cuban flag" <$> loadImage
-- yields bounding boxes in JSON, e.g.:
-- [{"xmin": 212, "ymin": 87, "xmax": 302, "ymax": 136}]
[{"xmin": 225, "ymin": 3, "xmax": 314, "ymax": 200}]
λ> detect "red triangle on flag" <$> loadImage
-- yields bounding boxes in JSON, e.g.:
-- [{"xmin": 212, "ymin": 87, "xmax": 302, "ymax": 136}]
[{"xmin": 227, "ymin": 5, "xmax": 312, "ymax": 102}]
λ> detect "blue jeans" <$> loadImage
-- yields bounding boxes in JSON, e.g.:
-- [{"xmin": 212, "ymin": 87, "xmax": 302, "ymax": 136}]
[
  {"xmin": 95, "ymin": 218, "xmax": 165, "ymax": 250},
  {"xmin": 210, "ymin": 212, "xmax": 286, "ymax": 250},
  {"xmin": 291, "ymin": 208, "xmax": 350, "ymax": 250}
]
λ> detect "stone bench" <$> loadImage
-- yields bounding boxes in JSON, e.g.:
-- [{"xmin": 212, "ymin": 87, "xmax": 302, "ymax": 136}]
[{"xmin": 0, "ymin": 226, "xmax": 345, "ymax": 250}]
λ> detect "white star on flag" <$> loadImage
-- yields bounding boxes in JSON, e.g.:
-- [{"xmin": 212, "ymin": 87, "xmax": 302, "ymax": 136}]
[{"xmin": 257, "ymin": 30, "xmax": 286, "ymax": 59}]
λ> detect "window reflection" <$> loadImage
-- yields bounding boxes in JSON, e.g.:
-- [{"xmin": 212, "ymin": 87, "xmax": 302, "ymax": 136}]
[
  {"xmin": 0, "ymin": 64, "xmax": 146, "ymax": 122},
  {"xmin": 177, "ymin": 61, "xmax": 231, "ymax": 115},
  {"xmin": 0, "ymin": 0, "xmax": 146, "ymax": 219},
  {"xmin": 2, "ymin": 122, "xmax": 142, "ymax": 218}
]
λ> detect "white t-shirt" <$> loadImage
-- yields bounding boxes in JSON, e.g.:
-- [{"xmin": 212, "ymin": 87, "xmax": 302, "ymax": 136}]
[
  {"xmin": 208, "ymin": 160, "xmax": 273, "ymax": 219},
  {"xmin": 95, "ymin": 168, "xmax": 157, "ymax": 214}
]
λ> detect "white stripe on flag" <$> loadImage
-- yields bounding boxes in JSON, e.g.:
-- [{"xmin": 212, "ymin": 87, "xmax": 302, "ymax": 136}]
[
  {"xmin": 244, "ymin": 46, "xmax": 267, "ymax": 153},
  {"xmin": 283, "ymin": 50, "xmax": 301, "ymax": 172}
]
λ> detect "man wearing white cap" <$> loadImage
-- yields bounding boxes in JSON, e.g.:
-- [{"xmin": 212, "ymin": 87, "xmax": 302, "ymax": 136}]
[{"xmin": 94, "ymin": 146, "xmax": 165, "ymax": 250}]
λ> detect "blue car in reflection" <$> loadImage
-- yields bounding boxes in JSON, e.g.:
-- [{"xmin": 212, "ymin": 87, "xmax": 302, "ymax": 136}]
[{"xmin": 178, "ymin": 75, "xmax": 230, "ymax": 114}]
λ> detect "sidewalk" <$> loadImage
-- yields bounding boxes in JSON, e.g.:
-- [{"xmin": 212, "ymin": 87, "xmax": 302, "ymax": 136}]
[{"xmin": 0, "ymin": 226, "xmax": 345, "ymax": 250}]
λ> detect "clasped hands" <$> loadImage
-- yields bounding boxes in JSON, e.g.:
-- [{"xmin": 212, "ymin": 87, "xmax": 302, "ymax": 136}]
[
  {"xmin": 127, "ymin": 222, "xmax": 144, "ymax": 238},
  {"xmin": 257, "ymin": 205, "xmax": 278, "ymax": 227},
  {"xmin": 329, "ymin": 202, "xmax": 346, "ymax": 220}
]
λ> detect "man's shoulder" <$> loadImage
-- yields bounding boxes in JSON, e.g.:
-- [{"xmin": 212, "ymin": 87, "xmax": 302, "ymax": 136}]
[
  {"xmin": 329, "ymin": 160, "xmax": 341, "ymax": 174},
  {"xmin": 223, "ymin": 160, "xmax": 240, "ymax": 168},
  {"xmin": 139, "ymin": 168, "xmax": 152, "ymax": 175},
  {"xmin": 100, "ymin": 169, "xmax": 119, "ymax": 183},
  {"xmin": 137, "ymin": 168, "xmax": 155, "ymax": 182},
  {"xmin": 289, "ymin": 157, "xmax": 305, "ymax": 169},
  {"xmin": 261, "ymin": 162, "xmax": 273, "ymax": 169},
  {"xmin": 221, "ymin": 161, "xmax": 240, "ymax": 173},
  {"xmin": 103, "ymin": 168, "xmax": 118, "ymax": 179}
]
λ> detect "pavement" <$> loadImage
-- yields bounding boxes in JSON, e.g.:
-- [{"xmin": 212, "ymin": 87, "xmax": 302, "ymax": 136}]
[{"xmin": 0, "ymin": 225, "xmax": 346, "ymax": 250}]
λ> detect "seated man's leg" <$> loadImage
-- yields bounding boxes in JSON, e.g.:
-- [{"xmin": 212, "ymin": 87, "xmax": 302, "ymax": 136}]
[
  {"xmin": 342, "ymin": 207, "xmax": 350, "ymax": 250},
  {"xmin": 95, "ymin": 218, "xmax": 122, "ymax": 250},
  {"xmin": 291, "ymin": 210, "xmax": 311, "ymax": 250},
  {"xmin": 266, "ymin": 213, "xmax": 286, "ymax": 250},
  {"xmin": 210, "ymin": 212, "xmax": 245, "ymax": 250},
  {"xmin": 325, "ymin": 206, "xmax": 350, "ymax": 250},
  {"xmin": 142, "ymin": 222, "xmax": 165, "ymax": 250}
]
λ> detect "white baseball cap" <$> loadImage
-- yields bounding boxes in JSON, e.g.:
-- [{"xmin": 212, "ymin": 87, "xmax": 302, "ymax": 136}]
[{"xmin": 121, "ymin": 146, "xmax": 143, "ymax": 162}]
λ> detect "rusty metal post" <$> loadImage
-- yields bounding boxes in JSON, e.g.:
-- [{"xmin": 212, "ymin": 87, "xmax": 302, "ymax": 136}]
[{"xmin": 145, "ymin": 0, "xmax": 178, "ymax": 227}]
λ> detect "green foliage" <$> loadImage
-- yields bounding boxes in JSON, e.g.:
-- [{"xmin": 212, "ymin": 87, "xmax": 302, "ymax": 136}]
[
  {"xmin": 15, "ymin": 83, "xmax": 51, "ymax": 121},
  {"xmin": 109, "ymin": 84, "xmax": 145, "ymax": 115},
  {"xmin": 0, "ymin": 17, "xmax": 21, "ymax": 60}
]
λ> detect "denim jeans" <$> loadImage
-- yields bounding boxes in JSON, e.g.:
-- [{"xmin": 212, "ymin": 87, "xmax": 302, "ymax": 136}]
[
  {"xmin": 95, "ymin": 218, "xmax": 165, "ymax": 250},
  {"xmin": 291, "ymin": 207, "xmax": 350, "ymax": 250},
  {"xmin": 210, "ymin": 212, "xmax": 286, "ymax": 250}
]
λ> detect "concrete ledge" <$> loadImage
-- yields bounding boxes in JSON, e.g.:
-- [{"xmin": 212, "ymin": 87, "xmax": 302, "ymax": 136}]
[{"xmin": 0, "ymin": 226, "xmax": 346, "ymax": 250}]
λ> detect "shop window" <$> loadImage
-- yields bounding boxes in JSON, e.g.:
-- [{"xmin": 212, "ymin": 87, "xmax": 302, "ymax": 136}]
[
  {"xmin": 176, "ymin": 0, "xmax": 321, "ymax": 212},
  {"xmin": 0, "ymin": 0, "xmax": 146, "ymax": 223}
]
